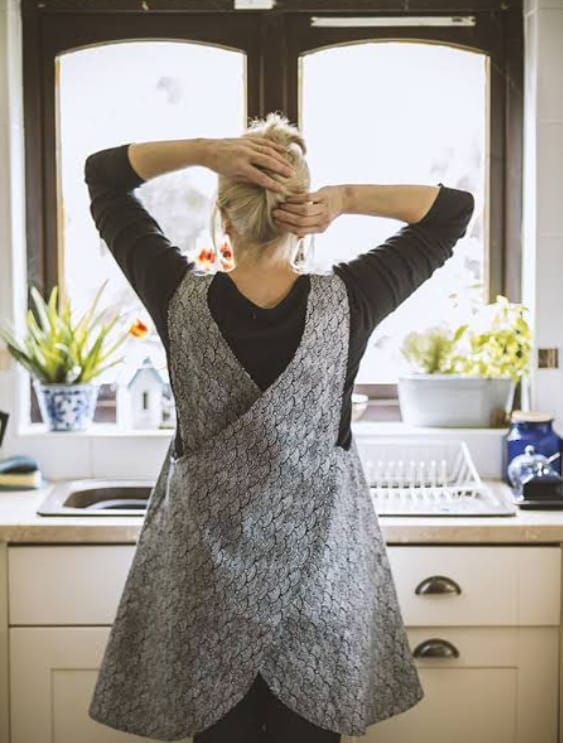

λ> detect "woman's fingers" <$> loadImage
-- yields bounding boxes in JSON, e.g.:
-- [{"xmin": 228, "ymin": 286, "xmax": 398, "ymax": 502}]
[
  {"xmin": 273, "ymin": 190, "xmax": 332, "ymax": 234},
  {"xmin": 276, "ymin": 202, "xmax": 324, "ymax": 217},
  {"xmin": 245, "ymin": 166, "xmax": 286, "ymax": 194},
  {"xmin": 251, "ymin": 152, "xmax": 294, "ymax": 177},
  {"xmin": 246, "ymin": 135, "xmax": 288, "ymax": 155},
  {"xmin": 284, "ymin": 191, "xmax": 321, "ymax": 204},
  {"xmin": 245, "ymin": 137, "xmax": 290, "ymax": 167},
  {"xmin": 273, "ymin": 209, "xmax": 322, "ymax": 229}
]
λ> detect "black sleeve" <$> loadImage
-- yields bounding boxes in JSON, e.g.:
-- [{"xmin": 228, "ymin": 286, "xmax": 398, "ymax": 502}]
[
  {"xmin": 333, "ymin": 183, "xmax": 475, "ymax": 335},
  {"xmin": 84, "ymin": 143, "xmax": 193, "ymax": 347}
]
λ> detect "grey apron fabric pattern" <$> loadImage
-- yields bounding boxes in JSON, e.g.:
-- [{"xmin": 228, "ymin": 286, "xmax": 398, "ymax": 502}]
[{"xmin": 88, "ymin": 270, "xmax": 424, "ymax": 740}]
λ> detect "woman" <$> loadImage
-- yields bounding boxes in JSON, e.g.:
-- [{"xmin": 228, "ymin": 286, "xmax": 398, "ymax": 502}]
[{"xmin": 85, "ymin": 113, "xmax": 475, "ymax": 743}]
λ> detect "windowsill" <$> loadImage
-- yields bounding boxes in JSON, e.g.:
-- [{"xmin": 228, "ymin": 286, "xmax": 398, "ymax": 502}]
[
  {"xmin": 351, "ymin": 420, "xmax": 509, "ymax": 435},
  {"xmin": 18, "ymin": 423, "xmax": 176, "ymax": 438},
  {"xmin": 10, "ymin": 420, "xmax": 507, "ymax": 480},
  {"xmin": 17, "ymin": 420, "xmax": 509, "ymax": 438}
]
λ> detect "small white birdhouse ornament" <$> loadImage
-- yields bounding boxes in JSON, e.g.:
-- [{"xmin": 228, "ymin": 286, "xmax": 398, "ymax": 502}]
[{"xmin": 125, "ymin": 356, "xmax": 166, "ymax": 429}]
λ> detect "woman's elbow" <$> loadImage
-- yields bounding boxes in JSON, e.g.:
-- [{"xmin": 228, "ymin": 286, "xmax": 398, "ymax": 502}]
[
  {"xmin": 456, "ymin": 190, "xmax": 476, "ymax": 238},
  {"xmin": 461, "ymin": 190, "xmax": 476, "ymax": 218},
  {"xmin": 84, "ymin": 152, "xmax": 98, "ymax": 185}
]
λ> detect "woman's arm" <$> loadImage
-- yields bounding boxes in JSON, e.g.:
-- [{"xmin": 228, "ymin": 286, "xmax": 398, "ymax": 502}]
[
  {"xmin": 273, "ymin": 181, "xmax": 475, "ymax": 333},
  {"xmin": 127, "ymin": 139, "xmax": 208, "ymax": 181},
  {"xmin": 339, "ymin": 184, "xmax": 441, "ymax": 224},
  {"xmin": 273, "ymin": 183, "xmax": 442, "ymax": 234},
  {"xmin": 333, "ymin": 184, "xmax": 475, "ymax": 332},
  {"xmin": 128, "ymin": 137, "xmax": 293, "ymax": 192},
  {"xmin": 84, "ymin": 143, "xmax": 193, "ymax": 348},
  {"xmin": 84, "ymin": 137, "xmax": 294, "ymax": 346}
]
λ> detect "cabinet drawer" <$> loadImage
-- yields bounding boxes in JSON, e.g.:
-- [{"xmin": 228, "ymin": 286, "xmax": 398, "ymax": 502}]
[
  {"xmin": 8, "ymin": 545, "xmax": 562, "ymax": 628},
  {"xmin": 360, "ymin": 625, "xmax": 559, "ymax": 743},
  {"xmin": 387, "ymin": 546, "xmax": 561, "ymax": 627},
  {"xmin": 8, "ymin": 545, "xmax": 135, "ymax": 625}
]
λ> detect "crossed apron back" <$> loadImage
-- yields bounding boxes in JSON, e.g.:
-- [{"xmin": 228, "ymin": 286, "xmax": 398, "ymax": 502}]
[{"xmin": 89, "ymin": 270, "xmax": 424, "ymax": 740}]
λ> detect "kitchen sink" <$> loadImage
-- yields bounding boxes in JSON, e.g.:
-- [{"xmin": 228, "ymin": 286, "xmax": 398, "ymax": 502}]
[{"xmin": 37, "ymin": 479, "xmax": 154, "ymax": 517}]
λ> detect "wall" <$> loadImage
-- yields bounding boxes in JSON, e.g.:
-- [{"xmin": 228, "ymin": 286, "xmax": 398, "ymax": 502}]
[
  {"xmin": 522, "ymin": 0, "xmax": 563, "ymax": 426},
  {"xmin": 0, "ymin": 0, "xmax": 26, "ymax": 445}
]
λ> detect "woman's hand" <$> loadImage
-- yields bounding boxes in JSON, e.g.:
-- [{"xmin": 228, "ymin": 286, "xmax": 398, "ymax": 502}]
[
  {"xmin": 272, "ymin": 186, "xmax": 345, "ymax": 239},
  {"xmin": 200, "ymin": 136, "xmax": 294, "ymax": 194}
]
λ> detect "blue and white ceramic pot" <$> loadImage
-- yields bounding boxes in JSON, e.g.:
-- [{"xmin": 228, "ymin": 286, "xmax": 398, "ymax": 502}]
[{"xmin": 33, "ymin": 380, "xmax": 100, "ymax": 431}]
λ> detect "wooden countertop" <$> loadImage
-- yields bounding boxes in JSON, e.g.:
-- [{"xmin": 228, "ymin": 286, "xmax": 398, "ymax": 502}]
[{"xmin": 0, "ymin": 479, "xmax": 562, "ymax": 544}]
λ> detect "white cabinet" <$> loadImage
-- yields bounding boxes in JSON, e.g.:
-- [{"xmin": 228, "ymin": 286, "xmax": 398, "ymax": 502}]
[
  {"xmin": 387, "ymin": 545, "xmax": 561, "ymax": 626},
  {"xmin": 352, "ymin": 546, "xmax": 562, "ymax": 743},
  {"xmin": 7, "ymin": 546, "xmax": 158, "ymax": 743},
  {"xmin": 5, "ymin": 544, "xmax": 562, "ymax": 743},
  {"xmin": 360, "ymin": 626, "xmax": 559, "ymax": 743},
  {"xmin": 9, "ymin": 626, "xmax": 180, "ymax": 743},
  {"xmin": 8, "ymin": 544, "xmax": 135, "ymax": 625}
]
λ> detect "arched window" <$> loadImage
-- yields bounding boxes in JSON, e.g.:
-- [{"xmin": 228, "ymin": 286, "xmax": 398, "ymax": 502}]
[
  {"xmin": 300, "ymin": 40, "xmax": 486, "ymax": 383},
  {"xmin": 22, "ymin": 1, "xmax": 522, "ymax": 423}
]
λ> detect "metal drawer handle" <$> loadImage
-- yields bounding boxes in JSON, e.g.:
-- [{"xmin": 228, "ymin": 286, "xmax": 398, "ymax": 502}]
[
  {"xmin": 413, "ymin": 638, "xmax": 460, "ymax": 659},
  {"xmin": 415, "ymin": 575, "xmax": 462, "ymax": 595}
]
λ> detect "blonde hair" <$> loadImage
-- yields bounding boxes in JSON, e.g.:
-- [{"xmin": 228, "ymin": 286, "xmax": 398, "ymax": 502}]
[{"xmin": 211, "ymin": 112, "xmax": 311, "ymax": 266}]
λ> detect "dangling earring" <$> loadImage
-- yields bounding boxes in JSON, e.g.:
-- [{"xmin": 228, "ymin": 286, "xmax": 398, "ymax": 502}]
[
  {"xmin": 194, "ymin": 244, "xmax": 217, "ymax": 275},
  {"xmin": 219, "ymin": 232, "xmax": 236, "ymax": 271},
  {"xmin": 292, "ymin": 235, "xmax": 305, "ymax": 271},
  {"xmin": 290, "ymin": 233, "xmax": 315, "ymax": 273}
]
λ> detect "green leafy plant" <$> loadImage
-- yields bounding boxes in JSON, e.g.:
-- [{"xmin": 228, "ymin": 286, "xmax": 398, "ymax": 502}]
[
  {"xmin": 0, "ymin": 281, "xmax": 141, "ymax": 384},
  {"xmin": 401, "ymin": 295, "xmax": 532, "ymax": 383},
  {"xmin": 401, "ymin": 324, "xmax": 467, "ymax": 374}
]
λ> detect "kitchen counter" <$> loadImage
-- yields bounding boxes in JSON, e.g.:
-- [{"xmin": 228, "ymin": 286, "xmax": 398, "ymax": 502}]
[{"xmin": 1, "ymin": 479, "xmax": 563, "ymax": 543}]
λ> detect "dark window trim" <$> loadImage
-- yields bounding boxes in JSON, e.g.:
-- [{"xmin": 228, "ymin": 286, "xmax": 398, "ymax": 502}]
[
  {"xmin": 22, "ymin": 0, "xmax": 523, "ymax": 411},
  {"xmin": 22, "ymin": 10, "xmax": 266, "ymax": 298},
  {"xmin": 22, "ymin": 0, "xmax": 521, "ymax": 12}
]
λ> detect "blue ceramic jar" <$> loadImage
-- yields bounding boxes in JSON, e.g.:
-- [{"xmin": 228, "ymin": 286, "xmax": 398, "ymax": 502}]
[{"xmin": 503, "ymin": 410, "xmax": 562, "ymax": 483}]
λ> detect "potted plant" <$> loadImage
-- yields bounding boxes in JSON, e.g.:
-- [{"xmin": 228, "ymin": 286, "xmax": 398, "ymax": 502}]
[
  {"xmin": 398, "ymin": 295, "xmax": 532, "ymax": 428},
  {"xmin": 0, "ymin": 281, "xmax": 145, "ymax": 431}
]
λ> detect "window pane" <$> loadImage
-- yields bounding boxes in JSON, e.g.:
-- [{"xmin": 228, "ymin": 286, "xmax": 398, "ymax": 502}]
[
  {"xmin": 300, "ymin": 41, "xmax": 486, "ymax": 383},
  {"xmin": 56, "ymin": 40, "xmax": 246, "ymax": 385}
]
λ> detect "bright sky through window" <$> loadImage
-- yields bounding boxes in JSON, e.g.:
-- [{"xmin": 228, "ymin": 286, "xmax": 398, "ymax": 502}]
[
  {"xmin": 57, "ymin": 39, "xmax": 485, "ymax": 385},
  {"xmin": 301, "ymin": 41, "xmax": 486, "ymax": 382}
]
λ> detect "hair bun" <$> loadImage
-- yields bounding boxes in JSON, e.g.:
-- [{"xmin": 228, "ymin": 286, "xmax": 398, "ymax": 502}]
[
  {"xmin": 246, "ymin": 112, "xmax": 307, "ymax": 156},
  {"xmin": 214, "ymin": 112, "xmax": 310, "ymax": 250}
]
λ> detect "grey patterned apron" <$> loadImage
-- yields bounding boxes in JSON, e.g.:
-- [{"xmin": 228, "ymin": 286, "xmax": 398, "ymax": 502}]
[{"xmin": 88, "ymin": 269, "xmax": 424, "ymax": 740}]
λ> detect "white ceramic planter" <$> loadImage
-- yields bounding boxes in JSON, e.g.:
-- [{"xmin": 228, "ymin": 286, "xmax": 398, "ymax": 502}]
[{"xmin": 397, "ymin": 374, "xmax": 514, "ymax": 427}]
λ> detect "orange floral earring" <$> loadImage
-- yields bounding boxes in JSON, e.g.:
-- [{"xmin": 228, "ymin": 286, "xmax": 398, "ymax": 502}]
[
  {"xmin": 219, "ymin": 233, "xmax": 235, "ymax": 271},
  {"xmin": 194, "ymin": 245, "xmax": 218, "ymax": 274}
]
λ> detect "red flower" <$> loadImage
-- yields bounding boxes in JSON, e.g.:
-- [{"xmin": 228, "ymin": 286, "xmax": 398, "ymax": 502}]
[{"xmin": 129, "ymin": 319, "xmax": 149, "ymax": 338}]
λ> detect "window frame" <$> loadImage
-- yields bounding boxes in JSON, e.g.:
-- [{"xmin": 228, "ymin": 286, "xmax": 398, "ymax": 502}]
[{"xmin": 21, "ymin": 0, "xmax": 523, "ymax": 418}]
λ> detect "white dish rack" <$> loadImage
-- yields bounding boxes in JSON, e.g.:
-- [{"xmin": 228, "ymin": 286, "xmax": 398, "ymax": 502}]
[{"xmin": 356, "ymin": 437, "xmax": 516, "ymax": 517}]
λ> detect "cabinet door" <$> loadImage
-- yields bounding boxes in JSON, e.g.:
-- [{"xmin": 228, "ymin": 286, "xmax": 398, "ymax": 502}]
[
  {"xmin": 386, "ymin": 546, "xmax": 561, "ymax": 627},
  {"xmin": 8, "ymin": 545, "xmax": 135, "ymax": 625},
  {"xmin": 9, "ymin": 626, "xmax": 192, "ymax": 743},
  {"xmin": 354, "ymin": 626, "xmax": 559, "ymax": 743},
  {"xmin": 10, "ymin": 626, "xmax": 558, "ymax": 743}
]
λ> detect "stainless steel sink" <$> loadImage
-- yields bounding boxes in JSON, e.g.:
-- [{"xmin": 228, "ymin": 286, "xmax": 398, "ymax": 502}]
[{"xmin": 37, "ymin": 479, "xmax": 155, "ymax": 517}]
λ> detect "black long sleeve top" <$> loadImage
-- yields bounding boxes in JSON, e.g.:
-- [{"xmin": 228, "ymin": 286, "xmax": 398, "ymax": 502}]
[{"xmin": 84, "ymin": 144, "xmax": 475, "ymax": 455}]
